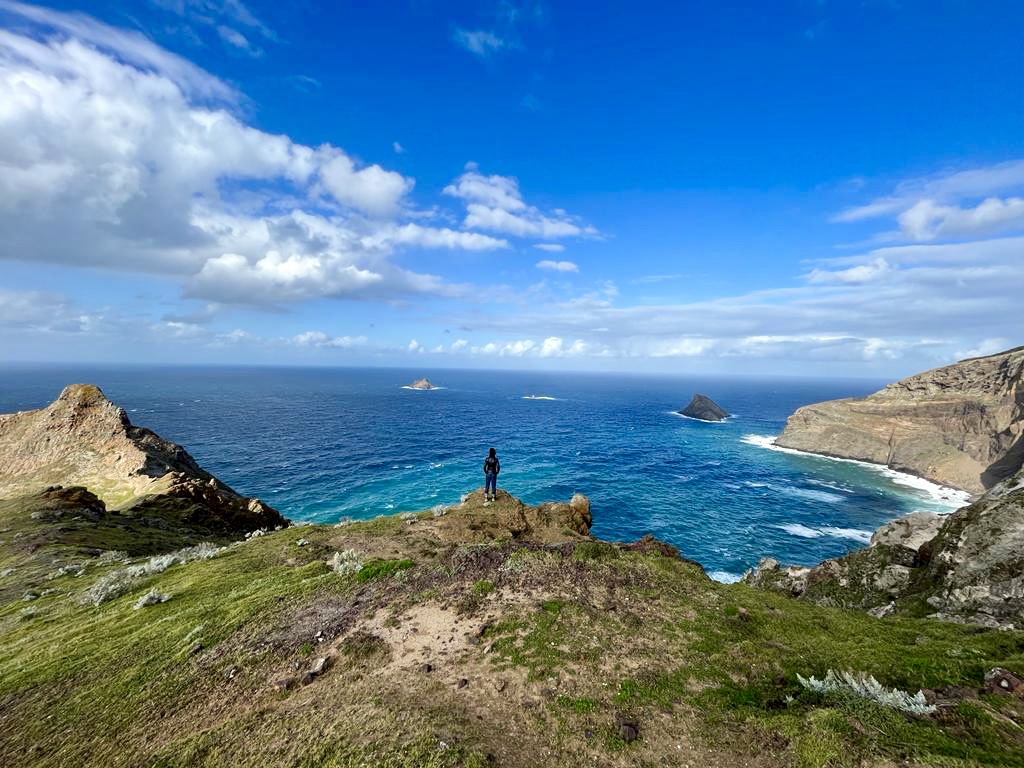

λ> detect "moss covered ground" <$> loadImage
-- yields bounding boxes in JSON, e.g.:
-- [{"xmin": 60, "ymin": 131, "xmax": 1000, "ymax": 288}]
[{"xmin": 1, "ymin": 491, "xmax": 1022, "ymax": 768}]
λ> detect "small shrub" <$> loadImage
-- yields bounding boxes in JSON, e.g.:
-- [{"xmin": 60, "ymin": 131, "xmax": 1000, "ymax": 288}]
[
  {"xmin": 797, "ymin": 670, "xmax": 936, "ymax": 715},
  {"xmin": 134, "ymin": 590, "xmax": 171, "ymax": 609},
  {"xmin": 327, "ymin": 549, "xmax": 363, "ymax": 576},
  {"xmin": 81, "ymin": 543, "xmax": 223, "ymax": 606}
]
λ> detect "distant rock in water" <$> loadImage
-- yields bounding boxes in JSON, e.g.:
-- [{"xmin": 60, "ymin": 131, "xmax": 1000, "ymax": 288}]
[
  {"xmin": 407, "ymin": 377, "xmax": 436, "ymax": 390},
  {"xmin": 776, "ymin": 346, "xmax": 1024, "ymax": 494},
  {"xmin": 0, "ymin": 384, "xmax": 286, "ymax": 535},
  {"xmin": 678, "ymin": 394, "xmax": 730, "ymax": 422}
]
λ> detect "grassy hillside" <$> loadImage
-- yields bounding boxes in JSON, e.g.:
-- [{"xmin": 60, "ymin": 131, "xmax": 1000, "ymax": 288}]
[{"xmin": 1, "ymin": 489, "xmax": 1023, "ymax": 768}]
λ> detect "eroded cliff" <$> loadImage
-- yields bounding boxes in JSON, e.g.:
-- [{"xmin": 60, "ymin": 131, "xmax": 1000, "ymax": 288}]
[
  {"xmin": 0, "ymin": 385, "xmax": 286, "ymax": 535},
  {"xmin": 775, "ymin": 346, "xmax": 1024, "ymax": 494}
]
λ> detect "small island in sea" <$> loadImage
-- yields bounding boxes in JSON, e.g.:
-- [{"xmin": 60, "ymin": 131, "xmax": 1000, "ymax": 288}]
[
  {"xmin": 405, "ymin": 377, "xmax": 436, "ymax": 390},
  {"xmin": 678, "ymin": 393, "xmax": 730, "ymax": 422}
]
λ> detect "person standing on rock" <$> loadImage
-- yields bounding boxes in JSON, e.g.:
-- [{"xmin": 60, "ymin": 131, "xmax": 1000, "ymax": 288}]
[{"xmin": 483, "ymin": 447, "xmax": 500, "ymax": 502}]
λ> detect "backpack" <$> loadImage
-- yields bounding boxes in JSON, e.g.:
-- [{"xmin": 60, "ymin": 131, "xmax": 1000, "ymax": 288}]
[{"xmin": 484, "ymin": 456, "xmax": 499, "ymax": 474}]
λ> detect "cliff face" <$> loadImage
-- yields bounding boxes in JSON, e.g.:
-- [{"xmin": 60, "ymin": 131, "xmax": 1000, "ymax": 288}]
[
  {"xmin": 775, "ymin": 347, "xmax": 1024, "ymax": 494},
  {"xmin": 0, "ymin": 384, "xmax": 286, "ymax": 535},
  {"xmin": 745, "ymin": 465, "xmax": 1024, "ymax": 629}
]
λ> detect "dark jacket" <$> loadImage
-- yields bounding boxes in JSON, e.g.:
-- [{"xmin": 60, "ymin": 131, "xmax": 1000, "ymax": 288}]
[{"xmin": 483, "ymin": 456, "xmax": 500, "ymax": 475}]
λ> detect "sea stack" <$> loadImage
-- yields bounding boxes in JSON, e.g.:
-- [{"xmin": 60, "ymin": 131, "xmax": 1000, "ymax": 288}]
[
  {"xmin": 775, "ymin": 346, "xmax": 1024, "ymax": 494},
  {"xmin": 678, "ymin": 394, "xmax": 730, "ymax": 422},
  {"xmin": 407, "ymin": 377, "xmax": 436, "ymax": 390}
]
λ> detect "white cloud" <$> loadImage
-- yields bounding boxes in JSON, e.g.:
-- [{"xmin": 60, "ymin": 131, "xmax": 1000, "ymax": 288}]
[
  {"xmin": 393, "ymin": 141, "xmax": 405, "ymax": 154},
  {"xmin": 452, "ymin": 28, "xmax": 505, "ymax": 56},
  {"xmin": 956, "ymin": 338, "xmax": 1010, "ymax": 360},
  {"xmin": 807, "ymin": 257, "xmax": 890, "ymax": 284},
  {"xmin": 407, "ymin": 339, "xmax": 422, "ymax": 353},
  {"xmin": 150, "ymin": 0, "xmax": 276, "ymax": 43},
  {"xmin": 0, "ymin": 1, "xmax": 237, "ymax": 101},
  {"xmin": 292, "ymin": 330, "xmax": 367, "ymax": 348},
  {"xmin": 0, "ymin": 8, "xmax": 516, "ymax": 307},
  {"xmin": 534, "ymin": 243, "xmax": 565, "ymax": 253},
  {"xmin": 316, "ymin": 151, "xmax": 413, "ymax": 217},
  {"xmin": 536, "ymin": 259, "xmax": 578, "ymax": 273},
  {"xmin": 833, "ymin": 160, "xmax": 1024, "ymax": 242},
  {"xmin": 441, "ymin": 232, "xmax": 1023, "ymax": 369},
  {"xmin": 897, "ymin": 197, "xmax": 1024, "ymax": 241},
  {"xmin": 444, "ymin": 165, "xmax": 597, "ymax": 240},
  {"xmin": 216, "ymin": 24, "xmax": 261, "ymax": 56}
]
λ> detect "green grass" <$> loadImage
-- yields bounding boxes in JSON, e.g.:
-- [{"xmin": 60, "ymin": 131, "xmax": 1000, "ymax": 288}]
[
  {"xmin": 2, "ymin": 499, "xmax": 1023, "ymax": 768},
  {"xmin": 471, "ymin": 579, "xmax": 494, "ymax": 597},
  {"xmin": 356, "ymin": 558, "xmax": 414, "ymax": 583}
]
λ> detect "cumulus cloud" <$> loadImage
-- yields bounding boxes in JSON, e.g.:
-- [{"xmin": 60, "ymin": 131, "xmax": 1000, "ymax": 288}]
[
  {"xmin": 534, "ymin": 243, "xmax": 565, "ymax": 253},
  {"xmin": 536, "ymin": 259, "xmax": 578, "ymax": 273},
  {"xmin": 833, "ymin": 160, "xmax": 1024, "ymax": 242},
  {"xmin": 0, "ymin": 6, "xmax": 512, "ymax": 307},
  {"xmin": 452, "ymin": 28, "xmax": 505, "ymax": 56},
  {"xmin": 292, "ymin": 331, "xmax": 367, "ymax": 348},
  {"xmin": 316, "ymin": 151, "xmax": 413, "ymax": 217},
  {"xmin": 444, "ymin": 164, "xmax": 597, "ymax": 240}
]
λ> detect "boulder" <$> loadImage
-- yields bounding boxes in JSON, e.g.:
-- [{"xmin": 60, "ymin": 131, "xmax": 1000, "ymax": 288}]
[{"xmin": 870, "ymin": 512, "xmax": 945, "ymax": 552}]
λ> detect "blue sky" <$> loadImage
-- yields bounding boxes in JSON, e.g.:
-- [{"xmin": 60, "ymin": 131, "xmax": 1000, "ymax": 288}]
[{"xmin": 1, "ymin": 0, "xmax": 1022, "ymax": 376}]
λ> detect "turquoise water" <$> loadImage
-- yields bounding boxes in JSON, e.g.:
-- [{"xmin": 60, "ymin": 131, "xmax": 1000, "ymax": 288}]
[{"xmin": 0, "ymin": 366, "xmax": 968, "ymax": 581}]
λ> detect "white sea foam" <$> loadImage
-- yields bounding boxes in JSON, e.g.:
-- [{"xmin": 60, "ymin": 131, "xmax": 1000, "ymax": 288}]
[
  {"xmin": 522, "ymin": 394, "xmax": 559, "ymax": 401},
  {"xmin": 741, "ymin": 434, "xmax": 970, "ymax": 510},
  {"xmin": 781, "ymin": 486, "xmax": 847, "ymax": 504},
  {"xmin": 400, "ymin": 385, "xmax": 447, "ymax": 391},
  {"xmin": 708, "ymin": 570, "xmax": 742, "ymax": 584},
  {"xmin": 776, "ymin": 523, "xmax": 872, "ymax": 543},
  {"xmin": 744, "ymin": 480, "xmax": 846, "ymax": 504},
  {"xmin": 670, "ymin": 411, "xmax": 730, "ymax": 424},
  {"xmin": 806, "ymin": 478, "xmax": 854, "ymax": 493}
]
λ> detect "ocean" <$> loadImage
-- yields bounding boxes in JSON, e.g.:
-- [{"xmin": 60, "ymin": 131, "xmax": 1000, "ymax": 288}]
[{"xmin": 0, "ymin": 365, "xmax": 969, "ymax": 582}]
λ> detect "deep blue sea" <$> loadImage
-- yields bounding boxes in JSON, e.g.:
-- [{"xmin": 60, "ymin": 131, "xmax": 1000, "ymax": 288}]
[{"xmin": 0, "ymin": 366, "xmax": 969, "ymax": 582}]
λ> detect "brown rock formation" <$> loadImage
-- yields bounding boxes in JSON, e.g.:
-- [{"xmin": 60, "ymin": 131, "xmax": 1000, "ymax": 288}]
[
  {"xmin": 0, "ymin": 384, "xmax": 286, "ymax": 535},
  {"xmin": 744, "ymin": 465, "xmax": 1024, "ymax": 629},
  {"xmin": 776, "ymin": 346, "xmax": 1024, "ymax": 494},
  {"xmin": 431, "ymin": 489, "xmax": 592, "ymax": 544}
]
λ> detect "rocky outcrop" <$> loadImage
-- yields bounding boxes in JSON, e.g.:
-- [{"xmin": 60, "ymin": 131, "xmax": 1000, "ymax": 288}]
[
  {"xmin": 776, "ymin": 347, "xmax": 1024, "ymax": 494},
  {"xmin": 744, "ymin": 465, "xmax": 1024, "ymax": 628},
  {"xmin": 0, "ymin": 385, "xmax": 286, "ymax": 535},
  {"xmin": 678, "ymin": 394, "xmax": 730, "ymax": 422},
  {"xmin": 432, "ymin": 490, "xmax": 593, "ymax": 544},
  {"xmin": 407, "ymin": 377, "xmax": 435, "ymax": 390}
]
